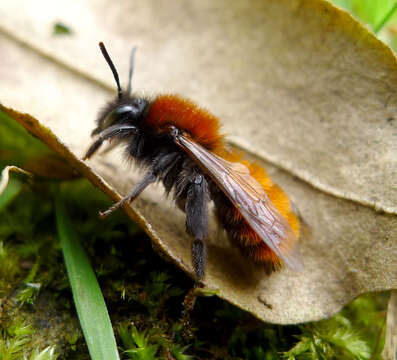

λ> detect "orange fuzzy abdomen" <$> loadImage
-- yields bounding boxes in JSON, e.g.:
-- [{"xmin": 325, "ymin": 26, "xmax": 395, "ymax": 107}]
[
  {"xmin": 214, "ymin": 153, "xmax": 299, "ymax": 271},
  {"xmin": 145, "ymin": 94, "xmax": 223, "ymax": 150}
]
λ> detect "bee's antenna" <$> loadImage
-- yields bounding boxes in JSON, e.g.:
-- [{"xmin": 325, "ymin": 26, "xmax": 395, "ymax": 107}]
[
  {"xmin": 127, "ymin": 47, "xmax": 137, "ymax": 96},
  {"xmin": 99, "ymin": 42, "xmax": 122, "ymax": 99}
]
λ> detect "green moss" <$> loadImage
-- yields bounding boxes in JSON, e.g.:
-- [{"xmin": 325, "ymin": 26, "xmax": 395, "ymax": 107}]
[
  {"xmin": 119, "ymin": 324, "xmax": 160, "ymax": 360},
  {"xmin": 282, "ymin": 294, "xmax": 387, "ymax": 360},
  {"xmin": 0, "ymin": 241, "xmax": 21, "ymax": 297},
  {"xmin": 0, "ymin": 317, "xmax": 59, "ymax": 360}
]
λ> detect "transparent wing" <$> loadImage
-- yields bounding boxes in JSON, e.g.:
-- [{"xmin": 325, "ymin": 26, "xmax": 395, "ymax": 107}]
[{"xmin": 174, "ymin": 133, "xmax": 303, "ymax": 271}]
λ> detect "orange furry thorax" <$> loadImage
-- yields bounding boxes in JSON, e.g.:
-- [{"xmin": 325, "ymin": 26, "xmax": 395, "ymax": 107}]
[{"xmin": 146, "ymin": 94, "xmax": 223, "ymax": 150}]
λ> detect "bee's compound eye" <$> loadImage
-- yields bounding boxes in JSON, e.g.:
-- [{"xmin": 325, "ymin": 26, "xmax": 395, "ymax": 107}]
[
  {"xmin": 103, "ymin": 105, "xmax": 134, "ymax": 128},
  {"xmin": 114, "ymin": 105, "xmax": 135, "ymax": 117}
]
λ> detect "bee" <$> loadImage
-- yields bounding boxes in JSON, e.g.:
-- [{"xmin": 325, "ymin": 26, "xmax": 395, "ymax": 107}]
[{"xmin": 83, "ymin": 42, "xmax": 303, "ymax": 281}]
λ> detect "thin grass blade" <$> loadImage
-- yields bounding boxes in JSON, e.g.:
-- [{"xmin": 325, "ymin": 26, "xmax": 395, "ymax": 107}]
[
  {"xmin": 0, "ymin": 166, "xmax": 32, "ymax": 209},
  {"xmin": 55, "ymin": 196, "xmax": 120, "ymax": 360},
  {"xmin": 374, "ymin": 1, "xmax": 397, "ymax": 33}
]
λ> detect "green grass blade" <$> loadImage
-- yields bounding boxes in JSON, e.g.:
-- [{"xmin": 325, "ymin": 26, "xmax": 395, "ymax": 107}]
[
  {"xmin": 0, "ymin": 165, "xmax": 32, "ymax": 210},
  {"xmin": 0, "ymin": 177, "xmax": 22, "ymax": 210},
  {"xmin": 374, "ymin": 1, "xmax": 397, "ymax": 33},
  {"xmin": 55, "ymin": 196, "xmax": 120, "ymax": 360}
]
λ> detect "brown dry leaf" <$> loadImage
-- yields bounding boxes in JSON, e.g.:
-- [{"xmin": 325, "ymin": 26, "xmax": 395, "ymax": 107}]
[{"xmin": 0, "ymin": 0, "xmax": 396, "ymax": 324}]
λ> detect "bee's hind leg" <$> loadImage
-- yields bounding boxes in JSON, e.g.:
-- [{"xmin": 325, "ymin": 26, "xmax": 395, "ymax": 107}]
[
  {"xmin": 181, "ymin": 171, "xmax": 219, "ymax": 338},
  {"xmin": 185, "ymin": 172, "xmax": 210, "ymax": 282}
]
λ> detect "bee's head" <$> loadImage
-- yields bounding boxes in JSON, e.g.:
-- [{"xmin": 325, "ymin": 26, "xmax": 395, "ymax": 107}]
[
  {"xmin": 83, "ymin": 42, "xmax": 149, "ymax": 160},
  {"xmin": 92, "ymin": 96, "xmax": 149, "ymax": 136}
]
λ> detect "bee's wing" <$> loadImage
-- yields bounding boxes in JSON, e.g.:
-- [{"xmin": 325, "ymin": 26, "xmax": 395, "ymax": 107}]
[{"xmin": 174, "ymin": 133, "xmax": 303, "ymax": 272}]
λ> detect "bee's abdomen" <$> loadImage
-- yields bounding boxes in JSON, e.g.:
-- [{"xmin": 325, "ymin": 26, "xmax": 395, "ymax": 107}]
[{"xmin": 212, "ymin": 157, "xmax": 299, "ymax": 272}]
